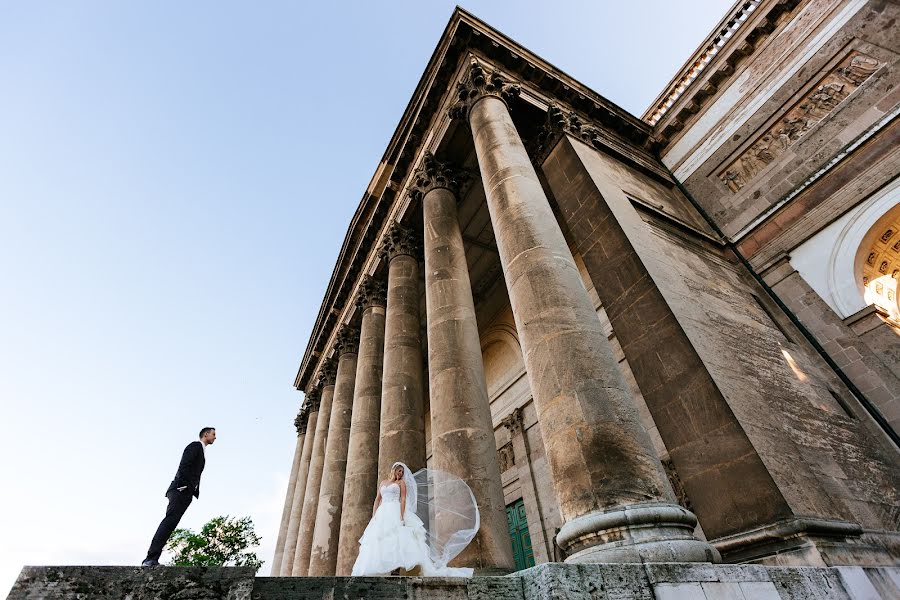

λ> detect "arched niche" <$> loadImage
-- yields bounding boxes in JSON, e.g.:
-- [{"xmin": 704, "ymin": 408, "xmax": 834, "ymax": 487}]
[
  {"xmin": 792, "ymin": 176, "xmax": 900, "ymax": 318},
  {"xmin": 480, "ymin": 324, "xmax": 525, "ymax": 400},
  {"xmin": 857, "ymin": 206, "xmax": 900, "ymax": 319}
]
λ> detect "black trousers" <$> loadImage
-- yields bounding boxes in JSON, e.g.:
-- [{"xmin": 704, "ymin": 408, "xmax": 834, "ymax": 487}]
[{"xmin": 145, "ymin": 490, "xmax": 193, "ymax": 562}]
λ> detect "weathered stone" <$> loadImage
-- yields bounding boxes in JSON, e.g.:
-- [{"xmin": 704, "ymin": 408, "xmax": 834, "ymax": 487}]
[
  {"xmin": 336, "ymin": 288, "xmax": 387, "ymax": 575},
  {"xmin": 421, "ymin": 154, "xmax": 515, "ymax": 573},
  {"xmin": 292, "ymin": 359, "xmax": 337, "ymax": 576},
  {"xmin": 378, "ymin": 223, "xmax": 427, "ymax": 479},
  {"xmin": 466, "ymin": 70, "xmax": 713, "ymax": 562},
  {"xmin": 278, "ymin": 389, "xmax": 319, "ymax": 575},
  {"xmin": 309, "ymin": 328, "xmax": 359, "ymax": 576}
]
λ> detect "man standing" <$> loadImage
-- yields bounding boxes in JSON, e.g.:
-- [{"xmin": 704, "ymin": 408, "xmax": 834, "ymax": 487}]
[{"xmin": 142, "ymin": 427, "xmax": 216, "ymax": 566}]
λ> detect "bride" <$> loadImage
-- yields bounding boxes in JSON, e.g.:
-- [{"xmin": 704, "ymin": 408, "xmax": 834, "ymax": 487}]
[{"xmin": 351, "ymin": 461, "xmax": 476, "ymax": 577}]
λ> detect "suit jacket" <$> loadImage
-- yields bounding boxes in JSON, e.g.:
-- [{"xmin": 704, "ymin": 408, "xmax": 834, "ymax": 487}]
[{"xmin": 166, "ymin": 441, "xmax": 205, "ymax": 498}]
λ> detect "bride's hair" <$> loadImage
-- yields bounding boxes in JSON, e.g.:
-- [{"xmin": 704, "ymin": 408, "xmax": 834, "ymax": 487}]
[{"xmin": 389, "ymin": 464, "xmax": 404, "ymax": 481}]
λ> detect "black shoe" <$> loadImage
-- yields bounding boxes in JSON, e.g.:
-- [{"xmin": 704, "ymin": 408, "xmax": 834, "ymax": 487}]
[{"xmin": 141, "ymin": 559, "xmax": 160, "ymax": 567}]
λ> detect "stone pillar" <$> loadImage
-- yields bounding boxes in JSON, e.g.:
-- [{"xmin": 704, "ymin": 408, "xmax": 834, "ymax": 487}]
[
  {"xmin": 270, "ymin": 401, "xmax": 312, "ymax": 577},
  {"xmin": 501, "ymin": 407, "xmax": 552, "ymax": 563},
  {"xmin": 451, "ymin": 59, "xmax": 716, "ymax": 563},
  {"xmin": 377, "ymin": 222, "xmax": 427, "ymax": 477},
  {"xmin": 271, "ymin": 405, "xmax": 309, "ymax": 575},
  {"xmin": 308, "ymin": 327, "xmax": 359, "ymax": 576},
  {"xmin": 292, "ymin": 360, "xmax": 337, "ymax": 576},
  {"xmin": 415, "ymin": 153, "xmax": 515, "ymax": 572},
  {"xmin": 336, "ymin": 277, "xmax": 387, "ymax": 575},
  {"xmin": 279, "ymin": 391, "xmax": 319, "ymax": 575}
]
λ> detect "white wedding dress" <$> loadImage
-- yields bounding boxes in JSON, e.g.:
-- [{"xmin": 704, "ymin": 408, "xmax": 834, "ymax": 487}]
[{"xmin": 351, "ymin": 466, "xmax": 476, "ymax": 577}]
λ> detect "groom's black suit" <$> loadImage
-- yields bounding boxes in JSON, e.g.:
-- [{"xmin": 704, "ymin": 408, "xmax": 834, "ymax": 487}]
[{"xmin": 144, "ymin": 441, "xmax": 206, "ymax": 563}]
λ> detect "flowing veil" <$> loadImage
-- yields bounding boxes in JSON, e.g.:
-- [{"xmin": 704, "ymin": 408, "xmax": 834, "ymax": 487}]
[
  {"xmin": 384, "ymin": 462, "xmax": 479, "ymax": 576},
  {"xmin": 412, "ymin": 466, "xmax": 480, "ymax": 571}
]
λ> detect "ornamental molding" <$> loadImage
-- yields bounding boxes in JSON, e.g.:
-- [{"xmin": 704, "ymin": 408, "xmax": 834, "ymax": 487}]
[
  {"xmin": 449, "ymin": 58, "xmax": 521, "ymax": 122},
  {"xmin": 336, "ymin": 325, "xmax": 360, "ymax": 356},
  {"xmin": 356, "ymin": 275, "xmax": 387, "ymax": 310},
  {"xmin": 379, "ymin": 221, "xmax": 421, "ymax": 262},
  {"xmin": 501, "ymin": 407, "xmax": 524, "ymax": 435},
  {"xmin": 409, "ymin": 151, "xmax": 471, "ymax": 201}
]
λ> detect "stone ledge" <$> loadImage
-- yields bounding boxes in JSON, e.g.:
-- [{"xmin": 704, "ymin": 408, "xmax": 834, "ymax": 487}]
[{"xmin": 7, "ymin": 563, "xmax": 900, "ymax": 600}]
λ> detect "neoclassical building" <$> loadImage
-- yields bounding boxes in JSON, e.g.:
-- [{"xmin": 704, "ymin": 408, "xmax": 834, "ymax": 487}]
[{"xmin": 271, "ymin": 0, "xmax": 900, "ymax": 577}]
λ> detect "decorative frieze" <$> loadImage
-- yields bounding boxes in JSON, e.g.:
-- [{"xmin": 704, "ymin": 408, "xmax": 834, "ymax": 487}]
[
  {"xmin": 449, "ymin": 58, "xmax": 520, "ymax": 121},
  {"xmin": 379, "ymin": 221, "xmax": 420, "ymax": 261},
  {"xmin": 355, "ymin": 275, "xmax": 387, "ymax": 310},
  {"xmin": 720, "ymin": 51, "xmax": 880, "ymax": 193},
  {"xmin": 409, "ymin": 151, "xmax": 471, "ymax": 201}
]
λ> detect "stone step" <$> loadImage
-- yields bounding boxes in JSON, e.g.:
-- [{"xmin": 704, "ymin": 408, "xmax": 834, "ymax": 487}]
[{"xmin": 7, "ymin": 563, "xmax": 900, "ymax": 599}]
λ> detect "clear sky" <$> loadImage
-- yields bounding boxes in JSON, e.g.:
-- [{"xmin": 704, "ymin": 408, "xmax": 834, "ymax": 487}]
[{"xmin": 0, "ymin": 0, "xmax": 733, "ymax": 593}]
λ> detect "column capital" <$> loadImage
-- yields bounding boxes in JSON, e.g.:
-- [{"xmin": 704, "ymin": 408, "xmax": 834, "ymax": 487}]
[
  {"xmin": 501, "ymin": 407, "xmax": 524, "ymax": 435},
  {"xmin": 355, "ymin": 275, "xmax": 387, "ymax": 310},
  {"xmin": 317, "ymin": 357, "xmax": 338, "ymax": 387},
  {"xmin": 294, "ymin": 406, "xmax": 309, "ymax": 435},
  {"xmin": 305, "ymin": 387, "xmax": 322, "ymax": 412},
  {"xmin": 449, "ymin": 58, "xmax": 521, "ymax": 122},
  {"xmin": 379, "ymin": 221, "xmax": 420, "ymax": 262},
  {"xmin": 335, "ymin": 325, "xmax": 360, "ymax": 357},
  {"xmin": 409, "ymin": 151, "xmax": 471, "ymax": 201},
  {"xmin": 531, "ymin": 103, "xmax": 664, "ymax": 164}
]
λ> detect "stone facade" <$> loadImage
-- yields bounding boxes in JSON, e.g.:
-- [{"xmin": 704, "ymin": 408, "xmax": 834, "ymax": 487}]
[
  {"xmin": 273, "ymin": 0, "xmax": 900, "ymax": 578},
  {"xmin": 8, "ymin": 564, "xmax": 900, "ymax": 599}
]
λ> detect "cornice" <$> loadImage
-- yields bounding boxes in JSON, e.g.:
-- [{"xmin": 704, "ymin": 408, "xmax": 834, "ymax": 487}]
[
  {"xmin": 647, "ymin": 0, "xmax": 802, "ymax": 147},
  {"xmin": 294, "ymin": 8, "xmax": 662, "ymax": 391}
]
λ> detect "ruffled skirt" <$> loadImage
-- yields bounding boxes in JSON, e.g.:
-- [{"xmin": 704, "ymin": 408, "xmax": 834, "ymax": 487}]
[{"xmin": 351, "ymin": 499, "xmax": 472, "ymax": 577}]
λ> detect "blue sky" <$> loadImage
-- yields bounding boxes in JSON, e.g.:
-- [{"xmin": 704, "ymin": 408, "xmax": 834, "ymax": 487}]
[{"xmin": 0, "ymin": 1, "xmax": 732, "ymax": 592}]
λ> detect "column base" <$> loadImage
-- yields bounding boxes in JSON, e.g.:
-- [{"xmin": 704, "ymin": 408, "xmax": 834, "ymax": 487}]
[{"xmin": 557, "ymin": 502, "xmax": 720, "ymax": 564}]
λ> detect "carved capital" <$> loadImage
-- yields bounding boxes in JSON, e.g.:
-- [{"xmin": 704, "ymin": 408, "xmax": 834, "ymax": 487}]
[
  {"xmin": 294, "ymin": 406, "xmax": 309, "ymax": 436},
  {"xmin": 355, "ymin": 275, "xmax": 387, "ymax": 310},
  {"xmin": 317, "ymin": 357, "xmax": 337, "ymax": 387},
  {"xmin": 379, "ymin": 221, "xmax": 420, "ymax": 262},
  {"xmin": 409, "ymin": 151, "xmax": 470, "ymax": 201},
  {"xmin": 335, "ymin": 325, "xmax": 360, "ymax": 357},
  {"xmin": 449, "ymin": 58, "xmax": 521, "ymax": 122},
  {"xmin": 531, "ymin": 104, "xmax": 602, "ymax": 162},
  {"xmin": 305, "ymin": 387, "xmax": 322, "ymax": 413},
  {"xmin": 501, "ymin": 407, "xmax": 524, "ymax": 435}
]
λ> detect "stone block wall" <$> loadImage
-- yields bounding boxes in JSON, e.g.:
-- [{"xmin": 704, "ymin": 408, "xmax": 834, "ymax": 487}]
[
  {"xmin": 540, "ymin": 134, "xmax": 900, "ymax": 564},
  {"xmin": 8, "ymin": 564, "xmax": 900, "ymax": 599}
]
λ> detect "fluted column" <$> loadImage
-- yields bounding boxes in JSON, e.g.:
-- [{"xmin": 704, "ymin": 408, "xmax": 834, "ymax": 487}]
[
  {"xmin": 271, "ymin": 404, "xmax": 310, "ymax": 575},
  {"xmin": 336, "ymin": 277, "xmax": 387, "ymax": 575},
  {"xmin": 280, "ymin": 391, "xmax": 320, "ymax": 575},
  {"xmin": 378, "ymin": 222, "xmax": 427, "ymax": 477},
  {"xmin": 451, "ymin": 59, "xmax": 717, "ymax": 563},
  {"xmin": 292, "ymin": 361, "xmax": 336, "ymax": 575},
  {"xmin": 309, "ymin": 326, "xmax": 359, "ymax": 576},
  {"xmin": 416, "ymin": 153, "xmax": 515, "ymax": 573}
]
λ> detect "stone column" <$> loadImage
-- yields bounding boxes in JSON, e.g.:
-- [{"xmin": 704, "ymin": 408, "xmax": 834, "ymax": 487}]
[
  {"xmin": 279, "ymin": 391, "xmax": 320, "ymax": 575},
  {"xmin": 377, "ymin": 222, "xmax": 427, "ymax": 477},
  {"xmin": 309, "ymin": 326, "xmax": 359, "ymax": 576},
  {"xmin": 292, "ymin": 360, "xmax": 337, "ymax": 575},
  {"xmin": 271, "ymin": 404, "xmax": 309, "ymax": 575},
  {"xmin": 336, "ymin": 277, "xmax": 387, "ymax": 575},
  {"xmin": 451, "ymin": 59, "xmax": 716, "ymax": 563},
  {"xmin": 416, "ymin": 154, "xmax": 515, "ymax": 573}
]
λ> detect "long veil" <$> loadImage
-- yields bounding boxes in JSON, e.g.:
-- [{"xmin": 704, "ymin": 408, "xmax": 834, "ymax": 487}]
[{"xmin": 412, "ymin": 468, "xmax": 480, "ymax": 571}]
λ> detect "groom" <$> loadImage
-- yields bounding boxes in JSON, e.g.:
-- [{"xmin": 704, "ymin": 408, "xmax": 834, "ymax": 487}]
[{"xmin": 141, "ymin": 427, "xmax": 216, "ymax": 566}]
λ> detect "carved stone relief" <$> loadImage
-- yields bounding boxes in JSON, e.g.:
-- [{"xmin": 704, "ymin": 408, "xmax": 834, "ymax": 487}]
[{"xmin": 720, "ymin": 51, "xmax": 880, "ymax": 193}]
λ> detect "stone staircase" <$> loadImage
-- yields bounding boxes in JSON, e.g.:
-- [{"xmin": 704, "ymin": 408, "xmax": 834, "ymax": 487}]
[{"xmin": 7, "ymin": 563, "xmax": 900, "ymax": 599}]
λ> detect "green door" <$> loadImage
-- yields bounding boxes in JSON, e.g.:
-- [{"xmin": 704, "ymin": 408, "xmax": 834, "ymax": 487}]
[{"xmin": 506, "ymin": 498, "xmax": 536, "ymax": 570}]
